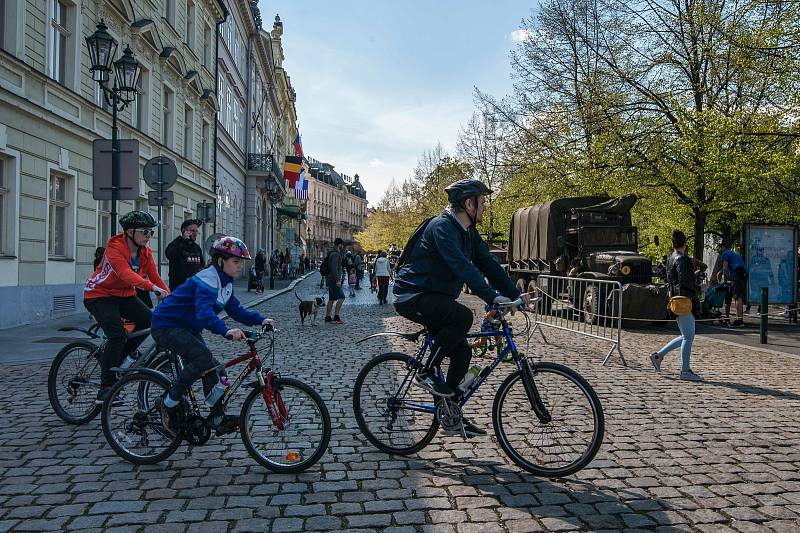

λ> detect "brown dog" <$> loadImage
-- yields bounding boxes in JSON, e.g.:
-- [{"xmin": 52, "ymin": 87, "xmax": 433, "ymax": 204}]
[{"xmin": 296, "ymin": 292, "xmax": 325, "ymax": 325}]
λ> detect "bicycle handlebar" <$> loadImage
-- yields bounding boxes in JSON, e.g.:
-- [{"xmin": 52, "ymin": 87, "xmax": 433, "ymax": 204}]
[{"xmin": 226, "ymin": 324, "xmax": 274, "ymax": 341}]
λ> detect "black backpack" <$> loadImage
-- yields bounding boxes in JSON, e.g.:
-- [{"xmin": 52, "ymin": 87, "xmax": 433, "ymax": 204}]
[
  {"xmin": 396, "ymin": 216, "xmax": 436, "ymax": 270},
  {"xmin": 319, "ymin": 251, "xmax": 333, "ymax": 277}
]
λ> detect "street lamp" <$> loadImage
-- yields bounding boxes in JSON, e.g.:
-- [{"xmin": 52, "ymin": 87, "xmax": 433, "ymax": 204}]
[
  {"xmin": 86, "ymin": 20, "xmax": 141, "ymax": 229},
  {"xmin": 265, "ymin": 174, "xmax": 283, "ymax": 289}
]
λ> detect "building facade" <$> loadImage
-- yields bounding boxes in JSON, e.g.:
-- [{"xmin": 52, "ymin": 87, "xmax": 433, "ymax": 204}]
[
  {"xmin": 0, "ymin": 0, "xmax": 225, "ymax": 328},
  {"xmin": 303, "ymin": 156, "xmax": 368, "ymax": 260}
]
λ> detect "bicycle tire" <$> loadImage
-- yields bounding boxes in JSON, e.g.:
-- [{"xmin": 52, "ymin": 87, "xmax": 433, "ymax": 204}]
[
  {"xmin": 101, "ymin": 371, "xmax": 182, "ymax": 465},
  {"xmin": 240, "ymin": 377, "xmax": 331, "ymax": 473},
  {"xmin": 493, "ymin": 361, "xmax": 604, "ymax": 477},
  {"xmin": 48, "ymin": 340, "xmax": 102, "ymax": 425},
  {"xmin": 353, "ymin": 352, "xmax": 438, "ymax": 456}
]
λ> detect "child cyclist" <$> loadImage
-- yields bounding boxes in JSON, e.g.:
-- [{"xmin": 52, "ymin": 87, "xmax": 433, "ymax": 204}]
[{"xmin": 151, "ymin": 236, "xmax": 276, "ymax": 436}]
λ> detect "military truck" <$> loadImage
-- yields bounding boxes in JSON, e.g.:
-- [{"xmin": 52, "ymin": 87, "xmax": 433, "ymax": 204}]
[{"xmin": 507, "ymin": 195, "xmax": 667, "ymax": 323}]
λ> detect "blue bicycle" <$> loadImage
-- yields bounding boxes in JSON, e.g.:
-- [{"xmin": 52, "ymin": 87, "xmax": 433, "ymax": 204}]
[{"xmin": 353, "ymin": 297, "xmax": 604, "ymax": 477}]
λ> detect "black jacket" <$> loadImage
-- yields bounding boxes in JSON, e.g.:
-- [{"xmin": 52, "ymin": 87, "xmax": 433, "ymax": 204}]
[
  {"xmin": 165, "ymin": 236, "xmax": 204, "ymax": 291},
  {"xmin": 667, "ymin": 251, "xmax": 697, "ymax": 298},
  {"xmin": 393, "ymin": 209, "xmax": 520, "ymax": 304}
]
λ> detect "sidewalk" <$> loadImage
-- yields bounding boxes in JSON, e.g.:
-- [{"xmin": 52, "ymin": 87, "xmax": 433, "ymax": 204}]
[{"xmin": 0, "ymin": 271, "xmax": 315, "ymax": 365}]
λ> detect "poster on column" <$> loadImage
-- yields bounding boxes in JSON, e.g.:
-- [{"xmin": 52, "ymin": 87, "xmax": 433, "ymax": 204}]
[{"xmin": 742, "ymin": 224, "xmax": 798, "ymax": 305}]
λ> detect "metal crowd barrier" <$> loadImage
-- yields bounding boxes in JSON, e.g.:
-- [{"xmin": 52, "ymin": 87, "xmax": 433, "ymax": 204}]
[{"xmin": 532, "ymin": 275, "xmax": 625, "ymax": 366}]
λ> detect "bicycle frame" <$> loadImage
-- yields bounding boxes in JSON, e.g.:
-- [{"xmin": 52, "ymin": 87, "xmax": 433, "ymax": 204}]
[{"xmin": 393, "ymin": 310, "xmax": 552, "ymax": 423}]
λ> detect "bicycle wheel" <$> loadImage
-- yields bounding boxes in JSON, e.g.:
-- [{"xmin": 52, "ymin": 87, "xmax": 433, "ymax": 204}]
[
  {"xmin": 101, "ymin": 371, "xmax": 182, "ymax": 465},
  {"xmin": 48, "ymin": 340, "xmax": 102, "ymax": 424},
  {"xmin": 493, "ymin": 361, "xmax": 604, "ymax": 477},
  {"xmin": 353, "ymin": 352, "xmax": 438, "ymax": 455},
  {"xmin": 240, "ymin": 377, "xmax": 331, "ymax": 473}
]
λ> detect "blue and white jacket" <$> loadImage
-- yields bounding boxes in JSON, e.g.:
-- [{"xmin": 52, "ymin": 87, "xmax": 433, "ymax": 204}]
[{"xmin": 152, "ymin": 265, "xmax": 266, "ymax": 337}]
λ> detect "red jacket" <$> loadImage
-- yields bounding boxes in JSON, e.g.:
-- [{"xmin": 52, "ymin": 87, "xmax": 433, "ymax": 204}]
[{"xmin": 84, "ymin": 234, "xmax": 167, "ymax": 300}]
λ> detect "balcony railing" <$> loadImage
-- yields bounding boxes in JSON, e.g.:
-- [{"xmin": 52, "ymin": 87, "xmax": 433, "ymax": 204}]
[{"xmin": 247, "ymin": 153, "xmax": 282, "ymax": 177}]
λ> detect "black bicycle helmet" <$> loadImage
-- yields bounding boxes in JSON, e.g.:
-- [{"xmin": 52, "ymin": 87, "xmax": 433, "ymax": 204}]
[
  {"xmin": 119, "ymin": 210, "xmax": 159, "ymax": 230},
  {"xmin": 445, "ymin": 179, "xmax": 493, "ymax": 207}
]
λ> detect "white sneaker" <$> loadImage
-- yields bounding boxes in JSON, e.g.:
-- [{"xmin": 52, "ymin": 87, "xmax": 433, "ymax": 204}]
[{"xmin": 649, "ymin": 352, "xmax": 663, "ymax": 372}]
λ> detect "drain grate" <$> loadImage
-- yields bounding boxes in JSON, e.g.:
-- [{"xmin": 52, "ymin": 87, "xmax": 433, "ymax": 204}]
[{"xmin": 52, "ymin": 295, "xmax": 76, "ymax": 314}]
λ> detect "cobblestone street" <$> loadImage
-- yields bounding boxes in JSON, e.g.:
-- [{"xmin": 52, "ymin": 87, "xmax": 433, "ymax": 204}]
[{"xmin": 2, "ymin": 273, "xmax": 800, "ymax": 532}]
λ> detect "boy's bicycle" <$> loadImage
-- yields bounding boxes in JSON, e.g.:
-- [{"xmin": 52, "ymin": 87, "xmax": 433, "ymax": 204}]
[
  {"xmin": 48, "ymin": 323, "xmax": 165, "ymax": 425},
  {"xmin": 352, "ymin": 297, "xmax": 604, "ymax": 478},
  {"xmin": 101, "ymin": 325, "xmax": 331, "ymax": 473}
]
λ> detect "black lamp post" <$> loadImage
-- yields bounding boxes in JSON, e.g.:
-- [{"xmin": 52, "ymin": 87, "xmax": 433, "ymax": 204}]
[
  {"xmin": 265, "ymin": 174, "xmax": 284, "ymax": 289},
  {"xmin": 86, "ymin": 20, "xmax": 140, "ymax": 229}
]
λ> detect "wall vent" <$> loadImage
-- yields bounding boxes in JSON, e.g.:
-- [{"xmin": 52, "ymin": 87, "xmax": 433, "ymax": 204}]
[{"xmin": 52, "ymin": 295, "xmax": 76, "ymax": 314}]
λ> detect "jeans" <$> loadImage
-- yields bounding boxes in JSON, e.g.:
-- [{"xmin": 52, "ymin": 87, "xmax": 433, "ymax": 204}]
[
  {"xmin": 395, "ymin": 293, "xmax": 473, "ymax": 390},
  {"xmin": 151, "ymin": 327, "xmax": 221, "ymax": 402},
  {"xmin": 84, "ymin": 296, "xmax": 152, "ymax": 388},
  {"xmin": 657, "ymin": 312, "xmax": 695, "ymax": 371}
]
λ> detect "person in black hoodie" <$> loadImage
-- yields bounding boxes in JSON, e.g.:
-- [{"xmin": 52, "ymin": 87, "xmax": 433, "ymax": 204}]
[
  {"xmin": 649, "ymin": 229, "xmax": 703, "ymax": 381},
  {"xmin": 165, "ymin": 219, "xmax": 204, "ymax": 291}
]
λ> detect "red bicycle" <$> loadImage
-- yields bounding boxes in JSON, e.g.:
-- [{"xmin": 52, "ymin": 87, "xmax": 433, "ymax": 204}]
[{"xmin": 100, "ymin": 325, "xmax": 331, "ymax": 472}]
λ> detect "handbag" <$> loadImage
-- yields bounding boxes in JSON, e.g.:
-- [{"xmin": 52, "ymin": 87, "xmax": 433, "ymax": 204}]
[{"xmin": 667, "ymin": 296, "xmax": 693, "ymax": 316}]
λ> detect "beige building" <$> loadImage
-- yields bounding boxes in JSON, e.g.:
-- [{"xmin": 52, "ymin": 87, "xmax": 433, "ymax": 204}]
[
  {"xmin": 303, "ymin": 156, "xmax": 367, "ymax": 260},
  {"xmin": 0, "ymin": 0, "xmax": 225, "ymax": 328}
]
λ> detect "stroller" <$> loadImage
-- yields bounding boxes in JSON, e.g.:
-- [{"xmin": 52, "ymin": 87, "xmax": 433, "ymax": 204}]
[
  {"xmin": 248, "ymin": 266, "xmax": 264, "ymax": 293},
  {"xmin": 369, "ymin": 272, "xmax": 378, "ymax": 293},
  {"xmin": 701, "ymin": 282, "xmax": 729, "ymax": 322}
]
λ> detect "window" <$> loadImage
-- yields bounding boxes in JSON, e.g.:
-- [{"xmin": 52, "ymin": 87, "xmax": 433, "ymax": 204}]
[
  {"xmin": 48, "ymin": 171, "xmax": 70, "ymax": 257},
  {"xmin": 186, "ymin": 0, "xmax": 196, "ymax": 50},
  {"xmin": 183, "ymin": 104, "xmax": 194, "ymax": 160},
  {"xmin": 201, "ymin": 119, "xmax": 210, "ymax": 170},
  {"xmin": 49, "ymin": 0, "xmax": 70, "ymax": 85},
  {"xmin": 165, "ymin": 0, "xmax": 176, "ymax": 28},
  {"xmin": 162, "ymin": 85, "xmax": 174, "ymax": 149},
  {"xmin": 133, "ymin": 66, "xmax": 150, "ymax": 133},
  {"xmin": 203, "ymin": 23, "xmax": 213, "ymax": 70},
  {"xmin": 95, "ymin": 81, "xmax": 110, "ymax": 112},
  {"xmin": 97, "ymin": 200, "xmax": 111, "ymax": 246}
]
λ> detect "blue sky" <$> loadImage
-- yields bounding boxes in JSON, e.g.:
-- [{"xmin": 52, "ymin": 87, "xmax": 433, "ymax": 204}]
[{"xmin": 257, "ymin": 1, "xmax": 537, "ymax": 205}]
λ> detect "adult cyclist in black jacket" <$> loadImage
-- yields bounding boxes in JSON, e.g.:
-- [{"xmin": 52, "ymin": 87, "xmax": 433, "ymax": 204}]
[{"xmin": 393, "ymin": 178, "xmax": 531, "ymax": 436}]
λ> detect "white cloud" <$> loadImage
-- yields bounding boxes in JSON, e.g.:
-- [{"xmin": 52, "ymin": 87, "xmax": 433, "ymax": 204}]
[
  {"xmin": 368, "ymin": 158, "xmax": 385, "ymax": 168},
  {"xmin": 509, "ymin": 29, "xmax": 533, "ymax": 43}
]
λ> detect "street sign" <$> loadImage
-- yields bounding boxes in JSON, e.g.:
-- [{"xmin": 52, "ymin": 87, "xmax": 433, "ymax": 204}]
[
  {"xmin": 148, "ymin": 190, "xmax": 174, "ymax": 207},
  {"xmin": 143, "ymin": 156, "xmax": 178, "ymax": 189},
  {"xmin": 92, "ymin": 139, "xmax": 140, "ymax": 200}
]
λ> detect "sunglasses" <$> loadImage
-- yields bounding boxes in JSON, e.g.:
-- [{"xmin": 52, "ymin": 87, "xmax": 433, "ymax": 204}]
[{"xmin": 135, "ymin": 229, "xmax": 156, "ymax": 237}]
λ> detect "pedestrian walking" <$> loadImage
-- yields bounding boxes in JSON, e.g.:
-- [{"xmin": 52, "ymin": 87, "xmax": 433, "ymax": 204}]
[
  {"xmin": 716, "ymin": 241, "xmax": 747, "ymax": 327},
  {"xmin": 374, "ymin": 250, "xmax": 392, "ymax": 304},
  {"xmin": 650, "ymin": 229, "xmax": 704, "ymax": 381},
  {"xmin": 324, "ymin": 238, "xmax": 346, "ymax": 323},
  {"xmin": 165, "ymin": 219, "xmax": 204, "ymax": 291},
  {"xmin": 355, "ymin": 252, "xmax": 364, "ymax": 289}
]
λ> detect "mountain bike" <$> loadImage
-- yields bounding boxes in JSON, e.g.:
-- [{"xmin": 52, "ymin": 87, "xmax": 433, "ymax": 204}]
[
  {"xmin": 353, "ymin": 297, "xmax": 604, "ymax": 478},
  {"xmin": 48, "ymin": 323, "xmax": 164, "ymax": 425},
  {"xmin": 101, "ymin": 325, "xmax": 331, "ymax": 473}
]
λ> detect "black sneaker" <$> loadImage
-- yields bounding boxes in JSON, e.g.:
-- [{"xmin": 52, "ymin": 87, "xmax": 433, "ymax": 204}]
[
  {"xmin": 463, "ymin": 418, "xmax": 487, "ymax": 437},
  {"xmin": 158, "ymin": 397, "xmax": 183, "ymax": 438},
  {"xmin": 325, "ymin": 315, "xmax": 333, "ymax": 323},
  {"xmin": 333, "ymin": 315, "xmax": 344, "ymax": 324},
  {"xmin": 413, "ymin": 369, "xmax": 455, "ymax": 397},
  {"xmin": 213, "ymin": 415, "xmax": 240, "ymax": 436},
  {"xmin": 731, "ymin": 319, "xmax": 744, "ymax": 328}
]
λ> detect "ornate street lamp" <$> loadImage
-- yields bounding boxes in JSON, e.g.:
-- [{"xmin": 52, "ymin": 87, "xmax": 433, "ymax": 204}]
[
  {"xmin": 265, "ymin": 177, "xmax": 280, "ymax": 289},
  {"xmin": 85, "ymin": 20, "xmax": 140, "ymax": 229}
]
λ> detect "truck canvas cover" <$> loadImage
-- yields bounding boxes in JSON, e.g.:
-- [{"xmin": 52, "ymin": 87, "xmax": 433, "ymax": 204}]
[{"xmin": 508, "ymin": 196, "xmax": 607, "ymax": 263}]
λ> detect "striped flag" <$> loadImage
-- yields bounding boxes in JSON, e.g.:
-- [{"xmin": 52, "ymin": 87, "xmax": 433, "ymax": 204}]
[
  {"xmin": 283, "ymin": 156, "xmax": 302, "ymax": 188},
  {"xmin": 295, "ymin": 160, "xmax": 309, "ymax": 201},
  {"xmin": 293, "ymin": 133, "xmax": 303, "ymax": 158}
]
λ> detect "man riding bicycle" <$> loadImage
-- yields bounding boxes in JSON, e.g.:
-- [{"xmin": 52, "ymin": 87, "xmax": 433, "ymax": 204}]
[
  {"xmin": 84, "ymin": 210, "xmax": 170, "ymax": 403},
  {"xmin": 151, "ymin": 236, "xmax": 276, "ymax": 437},
  {"xmin": 393, "ymin": 178, "xmax": 530, "ymax": 437}
]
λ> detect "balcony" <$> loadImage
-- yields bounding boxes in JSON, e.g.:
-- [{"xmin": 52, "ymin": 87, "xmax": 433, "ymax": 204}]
[{"xmin": 247, "ymin": 153, "xmax": 287, "ymax": 194}]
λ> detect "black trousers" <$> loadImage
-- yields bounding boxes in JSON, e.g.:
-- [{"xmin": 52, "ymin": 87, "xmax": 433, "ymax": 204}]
[
  {"xmin": 84, "ymin": 296, "xmax": 152, "ymax": 387},
  {"xmin": 151, "ymin": 327, "xmax": 221, "ymax": 401},
  {"xmin": 395, "ymin": 293, "xmax": 473, "ymax": 390},
  {"xmin": 377, "ymin": 276, "xmax": 390, "ymax": 302}
]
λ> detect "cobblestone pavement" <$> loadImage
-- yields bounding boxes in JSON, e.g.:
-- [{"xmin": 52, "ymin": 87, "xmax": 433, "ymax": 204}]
[{"xmin": 2, "ymin": 273, "xmax": 800, "ymax": 532}]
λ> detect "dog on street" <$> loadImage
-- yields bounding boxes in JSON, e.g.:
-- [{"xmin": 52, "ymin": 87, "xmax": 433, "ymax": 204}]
[{"xmin": 296, "ymin": 292, "xmax": 325, "ymax": 325}]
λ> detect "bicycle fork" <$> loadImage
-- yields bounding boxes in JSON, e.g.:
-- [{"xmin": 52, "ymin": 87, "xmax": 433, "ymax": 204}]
[
  {"xmin": 260, "ymin": 373, "xmax": 289, "ymax": 430},
  {"xmin": 519, "ymin": 358, "xmax": 552, "ymax": 424}
]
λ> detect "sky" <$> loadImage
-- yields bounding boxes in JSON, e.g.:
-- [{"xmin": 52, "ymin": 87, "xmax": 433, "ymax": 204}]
[{"xmin": 257, "ymin": 1, "xmax": 538, "ymax": 206}]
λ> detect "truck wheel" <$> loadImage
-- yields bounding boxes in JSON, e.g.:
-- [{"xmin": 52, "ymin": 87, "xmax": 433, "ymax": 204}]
[
  {"xmin": 529, "ymin": 279, "xmax": 551, "ymax": 315},
  {"xmin": 583, "ymin": 286, "xmax": 608, "ymax": 325},
  {"xmin": 516, "ymin": 278, "xmax": 526, "ymax": 295},
  {"xmin": 583, "ymin": 286, "xmax": 599, "ymax": 325}
]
